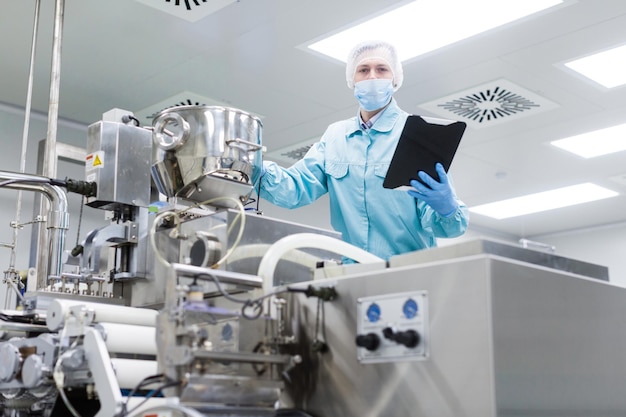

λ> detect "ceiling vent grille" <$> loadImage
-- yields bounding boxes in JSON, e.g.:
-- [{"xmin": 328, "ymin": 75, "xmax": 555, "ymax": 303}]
[
  {"xmin": 134, "ymin": 91, "xmax": 262, "ymax": 124},
  {"xmin": 135, "ymin": 0, "xmax": 237, "ymax": 22},
  {"xmin": 418, "ymin": 79, "xmax": 559, "ymax": 129},
  {"xmin": 134, "ymin": 91, "xmax": 225, "ymax": 124},
  {"xmin": 265, "ymin": 139, "xmax": 319, "ymax": 166}
]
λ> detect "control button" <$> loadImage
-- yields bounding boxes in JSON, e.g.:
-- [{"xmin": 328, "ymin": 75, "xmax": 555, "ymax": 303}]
[
  {"xmin": 222, "ymin": 323, "xmax": 233, "ymax": 341},
  {"xmin": 403, "ymin": 298, "xmax": 419, "ymax": 319},
  {"xmin": 355, "ymin": 333, "xmax": 381, "ymax": 351},
  {"xmin": 365, "ymin": 303, "xmax": 381, "ymax": 323}
]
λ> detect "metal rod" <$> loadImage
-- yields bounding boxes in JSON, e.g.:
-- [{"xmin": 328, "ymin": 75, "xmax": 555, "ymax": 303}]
[
  {"xmin": 519, "ymin": 238, "xmax": 556, "ymax": 253},
  {"xmin": 171, "ymin": 263, "xmax": 263, "ymax": 288},
  {"xmin": 191, "ymin": 350, "xmax": 291, "ymax": 365},
  {"xmin": 42, "ymin": 0, "xmax": 65, "ymax": 179},
  {"xmin": 9, "ymin": 0, "xmax": 42, "ymax": 276},
  {"xmin": 4, "ymin": 275, "xmax": 25, "ymax": 305},
  {"xmin": 33, "ymin": 0, "xmax": 65, "ymax": 292},
  {"xmin": 20, "ymin": 0, "xmax": 41, "ymax": 175}
]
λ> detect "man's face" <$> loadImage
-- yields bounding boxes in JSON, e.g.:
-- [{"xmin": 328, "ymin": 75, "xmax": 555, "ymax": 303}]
[{"xmin": 353, "ymin": 58, "xmax": 394, "ymax": 85}]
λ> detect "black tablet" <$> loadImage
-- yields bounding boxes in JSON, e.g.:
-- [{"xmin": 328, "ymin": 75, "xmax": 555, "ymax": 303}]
[{"xmin": 383, "ymin": 115, "xmax": 467, "ymax": 190}]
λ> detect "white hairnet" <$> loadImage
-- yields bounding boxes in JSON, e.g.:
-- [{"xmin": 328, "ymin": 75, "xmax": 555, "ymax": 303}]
[{"xmin": 346, "ymin": 40, "xmax": 403, "ymax": 91}]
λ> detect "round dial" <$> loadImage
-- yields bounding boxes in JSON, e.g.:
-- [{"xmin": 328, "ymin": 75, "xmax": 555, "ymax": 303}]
[
  {"xmin": 222, "ymin": 323, "xmax": 233, "ymax": 341},
  {"xmin": 366, "ymin": 303, "xmax": 381, "ymax": 323},
  {"xmin": 403, "ymin": 298, "xmax": 419, "ymax": 319}
]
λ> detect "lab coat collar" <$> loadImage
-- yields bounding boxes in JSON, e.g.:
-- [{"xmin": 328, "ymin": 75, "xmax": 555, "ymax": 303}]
[{"xmin": 347, "ymin": 98, "xmax": 401, "ymax": 138}]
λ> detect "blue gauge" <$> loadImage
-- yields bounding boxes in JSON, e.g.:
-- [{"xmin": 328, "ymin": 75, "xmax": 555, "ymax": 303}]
[
  {"xmin": 366, "ymin": 303, "xmax": 381, "ymax": 323},
  {"xmin": 222, "ymin": 323, "xmax": 233, "ymax": 341},
  {"xmin": 403, "ymin": 298, "xmax": 419, "ymax": 319}
]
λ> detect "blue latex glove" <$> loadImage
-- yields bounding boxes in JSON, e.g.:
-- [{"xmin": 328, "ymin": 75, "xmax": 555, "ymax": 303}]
[{"xmin": 407, "ymin": 163, "xmax": 458, "ymax": 217}]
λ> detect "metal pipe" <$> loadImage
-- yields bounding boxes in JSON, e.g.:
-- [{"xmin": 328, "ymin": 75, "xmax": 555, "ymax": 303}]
[
  {"xmin": 20, "ymin": 0, "xmax": 41, "ymax": 174},
  {"xmin": 31, "ymin": 0, "xmax": 66, "ymax": 292},
  {"xmin": 42, "ymin": 0, "xmax": 65, "ymax": 179},
  {"xmin": 0, "ymin": 171, "xmax": 69, "ymax": 289}
]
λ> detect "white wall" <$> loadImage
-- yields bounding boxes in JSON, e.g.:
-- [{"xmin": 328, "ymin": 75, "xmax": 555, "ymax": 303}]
[
  {"xmin": 258, "ymin": 194, "xmax": 332, "ymax": 230},
  {"xmin": 529, "ymin": 224, "xmax": 626, "ymax": 287}
]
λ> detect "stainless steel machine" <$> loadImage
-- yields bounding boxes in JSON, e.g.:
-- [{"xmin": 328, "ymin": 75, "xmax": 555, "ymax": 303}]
[
  {"xmin": 0, "ymin": 104, "xmax": 383, "ymax": 417},
  {"xmin": 283, "ymin": 240, "xmax": 626, "ymax": 417}
]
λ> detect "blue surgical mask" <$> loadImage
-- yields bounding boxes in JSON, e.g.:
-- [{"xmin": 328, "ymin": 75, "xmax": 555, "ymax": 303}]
[{"xmin": 353, "ymin": 79, "xmax": 394, "ymax": 111}]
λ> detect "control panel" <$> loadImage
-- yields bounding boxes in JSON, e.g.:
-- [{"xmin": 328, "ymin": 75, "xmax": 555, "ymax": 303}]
[{"xmin": 355, "ymin": 290, "xmax": 429, "ymax": 363}]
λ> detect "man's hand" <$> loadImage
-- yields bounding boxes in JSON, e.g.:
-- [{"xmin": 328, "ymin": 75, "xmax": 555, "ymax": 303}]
[{"xmin": 407, "ymin": 163, "xmax": 458, "ymax": 217}]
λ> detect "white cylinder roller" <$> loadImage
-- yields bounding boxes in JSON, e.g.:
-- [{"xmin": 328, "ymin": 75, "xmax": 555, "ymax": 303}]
[
  {"xmin": 110, "ymin": 358, "xmax": 158, "ymax": 389},
  {"xmin": 46, "ymin": 299, "xmax": 158, "ymax": 331},
  {"xmin": 99, "ymin": 322, "xmax": 157, "ymax": 355}
]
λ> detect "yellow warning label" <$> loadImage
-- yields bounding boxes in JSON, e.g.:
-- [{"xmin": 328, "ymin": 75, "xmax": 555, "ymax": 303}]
[{"xmin": 86, "ymin": 151, "xmax": 104, "ymax": 170}]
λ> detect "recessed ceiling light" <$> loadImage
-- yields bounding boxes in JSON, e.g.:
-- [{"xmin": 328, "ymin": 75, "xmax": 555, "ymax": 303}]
[
  {"xmin": 308, "ymin": 0, "xmax": 564, "ymax": 63},
  {"xmin": 564, "ymin": 45, "xmax": 626, "ymax": 88},
  {"xmin": 550, "ymin": 123, "xmax": 626, "ymax": 158},
  {"xmin": 470, "ymin": 183, "xmax": 618, "ymax": 219}
]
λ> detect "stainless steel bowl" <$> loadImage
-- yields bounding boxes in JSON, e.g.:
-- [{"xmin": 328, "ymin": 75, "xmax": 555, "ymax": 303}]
[{"xmin": 150, "ymin": 105, "xmax": 263, "ymax": 207}]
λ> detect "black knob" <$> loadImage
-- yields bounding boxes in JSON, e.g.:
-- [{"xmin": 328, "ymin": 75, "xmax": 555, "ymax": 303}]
[
  {"xmin": 382, "ymin": 327, "xmax": 394, "ymax": 340},
  {"xmin": 355, "ymin": 333, "xmax": 381, "ymax": 351},
  {"xmin": 382, "ymin": 327, "xmax": 420, "ymax": 348},
  {"xmin": 395, "ymin": 330, "xmax": 420, "ymax": 348},
  {"xmin": 70, "ymin": 245, "xmax": 84, "ymax": 257}
]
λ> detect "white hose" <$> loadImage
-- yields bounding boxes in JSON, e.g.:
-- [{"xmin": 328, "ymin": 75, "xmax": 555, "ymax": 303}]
[
  {"xmin": 257, "ymin": 233, "xmax": 385, "ymax": 292},
  {"xmin": 228, "ymin": 243, "xmax": 322, "ymax": 268}
]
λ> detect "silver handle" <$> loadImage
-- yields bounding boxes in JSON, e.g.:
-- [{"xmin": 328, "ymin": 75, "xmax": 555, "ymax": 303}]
[{"xmin": 225, "ymin": 138, "xmax": 265, "ymax": 152}]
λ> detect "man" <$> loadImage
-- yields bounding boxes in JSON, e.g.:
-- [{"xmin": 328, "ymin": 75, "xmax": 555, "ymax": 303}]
[{"xmin": 259, "ymin": 40, "xmax": 468, "ymax": 261}]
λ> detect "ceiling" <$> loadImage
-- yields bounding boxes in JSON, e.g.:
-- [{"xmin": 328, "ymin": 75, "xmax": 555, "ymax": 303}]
[{"xmin": 1, "ymin": 0, "xmax": 626, "ymax": 240}]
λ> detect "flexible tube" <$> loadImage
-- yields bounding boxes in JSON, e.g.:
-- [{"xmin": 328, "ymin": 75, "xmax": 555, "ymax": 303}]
[
  {"xmin": 228, "ymin": 243, "xmax": 321, "ymax": 268},
  {"xmin": 257, "ymin": 233, "xmax": 385, "ymax": 292}
]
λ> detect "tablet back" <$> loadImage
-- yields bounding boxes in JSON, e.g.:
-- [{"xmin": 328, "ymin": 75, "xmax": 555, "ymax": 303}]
[{"xmin": 383, "ymin": 115, "xmax": 467, "ymax": 190}]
